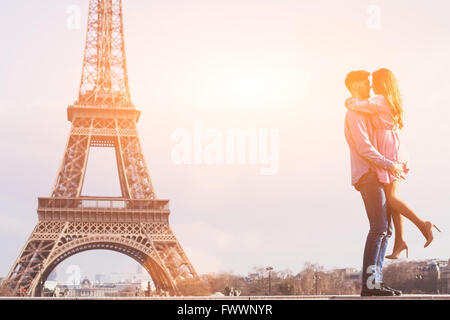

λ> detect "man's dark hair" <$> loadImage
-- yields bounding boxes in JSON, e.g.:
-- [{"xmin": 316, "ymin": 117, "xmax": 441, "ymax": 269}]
[{"xmin": 345, "ymin": 70, "xmax": 370, "ymax": 91}]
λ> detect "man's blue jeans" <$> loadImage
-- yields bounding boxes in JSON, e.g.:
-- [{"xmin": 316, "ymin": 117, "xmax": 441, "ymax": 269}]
[{"xmin": 356, "ymin": 170, "xmax": 393, "ymax": 290}]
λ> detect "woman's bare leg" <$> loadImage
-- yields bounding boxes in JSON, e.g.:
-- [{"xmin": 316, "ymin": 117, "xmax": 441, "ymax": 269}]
[
  {"xmin": 384, "ymin": 181, "xmax": 426, "ymax": 237},
  {"xmin": 390, "ymin": 207, "xmax": 404, "ymax": 248},
  {"xmin": 384, "ymin": 190, "xmax": 407, "ymax": 258}
]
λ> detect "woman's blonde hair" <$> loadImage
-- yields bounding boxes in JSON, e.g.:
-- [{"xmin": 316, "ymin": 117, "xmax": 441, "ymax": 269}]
[{"xmin": 372, "ymin": 68, "xmax": 404, "ymax": 129}]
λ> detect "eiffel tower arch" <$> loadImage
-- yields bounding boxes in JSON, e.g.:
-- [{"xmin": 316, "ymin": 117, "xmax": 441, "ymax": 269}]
[{"xmin": 2, "ymin": 0, "xmax": 198, "ymax": 297}]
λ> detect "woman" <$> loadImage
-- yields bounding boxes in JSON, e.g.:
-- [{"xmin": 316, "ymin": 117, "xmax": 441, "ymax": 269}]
[{"xmin": 345, "ymin": 68, "xmax": 440, "ymax": 259}]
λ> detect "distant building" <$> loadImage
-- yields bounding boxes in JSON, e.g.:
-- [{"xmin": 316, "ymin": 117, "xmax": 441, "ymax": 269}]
[
  {"xmin": 440, "ymin": 259, "xmax": 450, "ymax": 294},
  {"xmin": 414, "ymin": 259, "xmax": 449, "ymax": 294},
  {"xmin": 419, "ymin": 259, "xmax": 448, "ymax": 272},
  {"xmin": 53, "ymin": 278, "xmax": 142, "ymax": 298}
]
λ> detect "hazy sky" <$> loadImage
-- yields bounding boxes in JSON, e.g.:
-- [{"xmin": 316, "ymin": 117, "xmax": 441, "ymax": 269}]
[{"xmin": 1, "ymin": 0, "xmax": 450, "ymax": 282}]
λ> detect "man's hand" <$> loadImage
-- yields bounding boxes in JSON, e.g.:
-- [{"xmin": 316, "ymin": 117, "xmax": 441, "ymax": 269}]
[{"xmin": 389, "ymin": 162, "xmax": 404, "ymax": 179}]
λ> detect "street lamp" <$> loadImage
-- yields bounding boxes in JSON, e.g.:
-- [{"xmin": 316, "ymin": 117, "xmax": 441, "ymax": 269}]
[{"xmin": 266, "ymin": 267, "xmax": 273, "ymax": 296}]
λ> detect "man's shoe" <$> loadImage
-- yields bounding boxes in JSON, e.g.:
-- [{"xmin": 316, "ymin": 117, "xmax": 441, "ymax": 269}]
[
  {"xmin": 360, "ymin": 286, "xmax": 396, "ymax": 297},
  {"xmin": 381, "ymin": 283, "xmax": 402, "ymax": 296}
]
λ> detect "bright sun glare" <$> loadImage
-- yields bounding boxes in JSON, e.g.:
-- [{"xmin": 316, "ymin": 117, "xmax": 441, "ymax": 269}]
[{"xmin": 191, "ymin": 60, "xmax": 311, "ymax": 111}]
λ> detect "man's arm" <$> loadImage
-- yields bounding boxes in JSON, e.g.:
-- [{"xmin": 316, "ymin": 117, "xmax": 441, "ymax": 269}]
[
  {"xmin": 346, "ymin": 111, "xmax": 394, "ymax": 170},
  {"xmin": 345, "ymin": 96, "xmax": 392, "ymax": 115}
]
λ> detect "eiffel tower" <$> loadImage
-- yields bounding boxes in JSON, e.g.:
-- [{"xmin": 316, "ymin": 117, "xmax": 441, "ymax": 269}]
[{"xmin": 2, "ymin": 0, "xmax": 198, "ymax": 297}]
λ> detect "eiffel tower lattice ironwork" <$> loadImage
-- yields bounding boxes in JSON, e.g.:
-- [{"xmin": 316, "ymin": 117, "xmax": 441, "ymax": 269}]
[{"xmin": 2, "ymin": 0, "xmax": 198, "ymax": 297}]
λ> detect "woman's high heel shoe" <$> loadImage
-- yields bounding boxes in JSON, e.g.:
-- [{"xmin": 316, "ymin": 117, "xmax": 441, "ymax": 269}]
[
  {"xmin": 423, "ymin": 221, "xmax": 441, "ymax": 248},
  {"xmin": 386, "ymin": 242, "xmax": 409, "ymax": 260}
]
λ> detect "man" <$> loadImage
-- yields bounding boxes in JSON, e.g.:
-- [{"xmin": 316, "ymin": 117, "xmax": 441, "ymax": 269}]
[{"xmin": 344, "ymin": 70, "xmax": 403, "ymax": 296}]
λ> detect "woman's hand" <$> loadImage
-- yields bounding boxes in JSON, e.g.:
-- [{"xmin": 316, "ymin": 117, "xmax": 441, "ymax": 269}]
[{"xmin": 389, "ymin": 162, "xmax": 404, "ymax": 179}]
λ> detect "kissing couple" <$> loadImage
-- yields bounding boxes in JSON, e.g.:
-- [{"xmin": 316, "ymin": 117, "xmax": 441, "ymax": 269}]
[{"xmin": 344, "ymin": 68, "xmax": 441, "ymax": 296}]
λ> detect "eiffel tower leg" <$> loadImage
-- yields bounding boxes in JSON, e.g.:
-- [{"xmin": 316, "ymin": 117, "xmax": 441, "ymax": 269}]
[
  {"xmin": 51, "ymin": 118, "xmax": 92, "ymax": 198},
  {"xmin": 117, "ymin": 119, "xmax": 156, "ymax": 200},
  {"xmin": 3, "ymin": 222, "xmax": 67, "ymax": 296},
  {"xmin": 142, "ymin": 224, "xmax": 199, "ymax": 296}
]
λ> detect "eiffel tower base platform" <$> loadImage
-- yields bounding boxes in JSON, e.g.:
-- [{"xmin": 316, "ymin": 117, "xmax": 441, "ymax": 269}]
[{"xmin": 2, "ymin": 198, "xmax": 197, "ymax": 297}]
